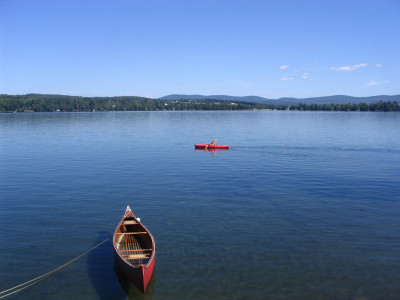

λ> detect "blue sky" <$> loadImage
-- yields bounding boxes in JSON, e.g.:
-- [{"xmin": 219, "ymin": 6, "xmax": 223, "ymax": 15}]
[{"xmin": 1, "ymin": 0, "xmax": 399, "ymax": 99}]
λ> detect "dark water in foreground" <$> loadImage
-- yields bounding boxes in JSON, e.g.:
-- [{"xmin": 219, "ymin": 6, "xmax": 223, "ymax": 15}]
[{"xmin": 1, "ymin": 111, "xmax": 399, "ymax": 299}]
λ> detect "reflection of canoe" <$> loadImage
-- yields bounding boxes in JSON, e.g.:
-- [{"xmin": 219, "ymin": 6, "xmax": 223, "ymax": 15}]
[
  {"xmin": 194, "ymin": 144, "xmax": 230, "ymax": 149},
  {"xmin": 113, "ymin": 206, "xmax": 156, "ymax": 293}
]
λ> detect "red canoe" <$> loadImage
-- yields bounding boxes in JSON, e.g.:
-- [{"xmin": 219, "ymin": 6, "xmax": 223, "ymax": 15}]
[
  {"xmin": 195, "ymin": 144, "xmax": 230, "ymax": 149},
  {"xmin": 113, "ymin": 206, "xmax": 156, "ymax": 292}
]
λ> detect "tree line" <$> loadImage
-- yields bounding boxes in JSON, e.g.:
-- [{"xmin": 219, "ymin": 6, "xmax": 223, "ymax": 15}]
[
  {"xmin": 292, "ymin": 101, "xmax": 400, "ymax": 112},
  {"xmin": 0, "ymin": 94, "xmax": 399, "ymax": 112}
]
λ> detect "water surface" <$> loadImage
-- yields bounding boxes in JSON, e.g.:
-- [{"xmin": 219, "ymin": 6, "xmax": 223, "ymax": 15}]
[{"xmin": 1, "ymin": 111, "xmax": 399, "ymax": 299}]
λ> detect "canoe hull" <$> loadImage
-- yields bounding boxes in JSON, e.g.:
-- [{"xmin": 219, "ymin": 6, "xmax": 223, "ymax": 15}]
[
  {"xmin": 194, "ymin": 144, "xmax": 230, "ymax": 149},
  {"xmin": 113, "ymin": 206, "xmax": 156, "ymax": 292},
  {"xmin": 114, "ymin": 249, "xmax": 155, "ymax": 292}
]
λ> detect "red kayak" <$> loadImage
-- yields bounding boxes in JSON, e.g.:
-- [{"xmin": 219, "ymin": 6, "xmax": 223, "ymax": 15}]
[
  {"xmin": 113, "ymin": 206, "xmax": 156, "ymax": 292},
  {"xmin": 195, "ymin": 144, "xmax": 230, "ymax": 150}
]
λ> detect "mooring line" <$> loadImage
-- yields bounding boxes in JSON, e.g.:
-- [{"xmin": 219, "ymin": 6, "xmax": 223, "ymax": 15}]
[{"xmin": 0, "ymin": 238, "xmax": 109, "ymax": 299}]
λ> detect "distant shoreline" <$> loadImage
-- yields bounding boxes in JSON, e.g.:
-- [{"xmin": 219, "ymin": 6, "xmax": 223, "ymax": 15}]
[{"xmin": 1, "ymin": 94, "xmax": 399, "ymax": 112}]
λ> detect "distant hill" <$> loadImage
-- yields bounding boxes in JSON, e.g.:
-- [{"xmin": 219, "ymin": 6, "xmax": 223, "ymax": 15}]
[
  {"xmin": 160, "ymin": 94, "xmax": 400, "ymax": 105},
  {"xmin": 2, "ymin": 93, "xmax": 399, "ymax": 112},
  {"xmin": 160, "ymin": 94, "xmax": 268, "ymax": 103}
]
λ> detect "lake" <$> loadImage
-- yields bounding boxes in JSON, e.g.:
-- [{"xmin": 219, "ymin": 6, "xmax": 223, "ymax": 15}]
[{"xmin": 1, "ymin": 111, "xmax": 399, "ymax": 299}]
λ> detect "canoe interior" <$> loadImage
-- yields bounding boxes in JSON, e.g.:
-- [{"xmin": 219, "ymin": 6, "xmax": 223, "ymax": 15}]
[{"xmin": 115, "ymin": 217, "xmax": 153, "ymax": 266}]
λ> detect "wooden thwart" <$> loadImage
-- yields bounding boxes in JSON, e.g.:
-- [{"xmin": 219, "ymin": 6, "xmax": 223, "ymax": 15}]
[{"xmin": 122, "ymin": 254, "xmax": 149, "ymax": 259}]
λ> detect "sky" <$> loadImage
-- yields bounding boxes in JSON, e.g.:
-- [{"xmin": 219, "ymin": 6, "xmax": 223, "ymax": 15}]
[{"xmin": 1, "ymin": 0, "xmax": 399, "ymax": 99}]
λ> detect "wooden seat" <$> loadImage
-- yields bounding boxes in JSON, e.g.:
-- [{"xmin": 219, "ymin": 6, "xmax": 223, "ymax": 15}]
[{"xmin": 123, "ymin": 220, "xmax": 137, "ymax": 225}]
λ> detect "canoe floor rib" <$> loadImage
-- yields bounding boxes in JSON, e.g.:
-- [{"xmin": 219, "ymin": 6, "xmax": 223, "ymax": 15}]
[{"xmin": 118, "ymin": 233, "xmax": 151, "ymax": 264}]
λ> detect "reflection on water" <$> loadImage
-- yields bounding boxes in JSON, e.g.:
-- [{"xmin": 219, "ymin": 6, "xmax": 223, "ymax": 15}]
[
  {"xmin": 194, "ymin": 148, "xmax": 229, "ymax": 156},
  {"xmin": 114, "ymin": 256, "xmax": 155, "ymax": 300}
]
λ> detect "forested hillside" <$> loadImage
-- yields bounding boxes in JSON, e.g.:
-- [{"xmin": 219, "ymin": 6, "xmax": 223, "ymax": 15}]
[{"xmin": 1, "ymin": 94, "xmax": 399, "ymax": 112}]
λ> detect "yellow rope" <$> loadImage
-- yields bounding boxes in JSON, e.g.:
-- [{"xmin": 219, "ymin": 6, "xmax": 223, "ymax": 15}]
[{"xmin": 0, "ymin": 238, "xmax": 109, "ymax": 299}]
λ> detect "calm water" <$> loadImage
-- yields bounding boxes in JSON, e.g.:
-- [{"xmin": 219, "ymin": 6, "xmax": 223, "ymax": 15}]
[{"xmin": 1, "ymin": 111, "xmax": 399, "ymax": 299}]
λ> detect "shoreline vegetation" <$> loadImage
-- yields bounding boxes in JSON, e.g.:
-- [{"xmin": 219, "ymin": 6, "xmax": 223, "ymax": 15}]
[{"xmin": 1, "ymin": 94, "xmax": 399, "ymax": 113}]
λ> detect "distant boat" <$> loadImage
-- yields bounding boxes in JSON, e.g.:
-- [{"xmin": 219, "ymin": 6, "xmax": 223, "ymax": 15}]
[
  {"xmin": 113, "ymin": 206, "xmax": 156, "ymax": 292},
  {"xmin": 194, "ymin": 143, "xmax": 230, "ymax": 150}
]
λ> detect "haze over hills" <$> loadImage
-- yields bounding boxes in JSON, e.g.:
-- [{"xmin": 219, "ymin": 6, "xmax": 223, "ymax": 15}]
[{"xmin": 160, "ymin": 94, "xmax": 399, "ymax": 105}]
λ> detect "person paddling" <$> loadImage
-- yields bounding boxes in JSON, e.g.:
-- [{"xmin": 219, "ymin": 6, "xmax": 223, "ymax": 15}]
[{"xmin": 210, "ymin": 139, "xmax": 217, "ymax": 146}]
